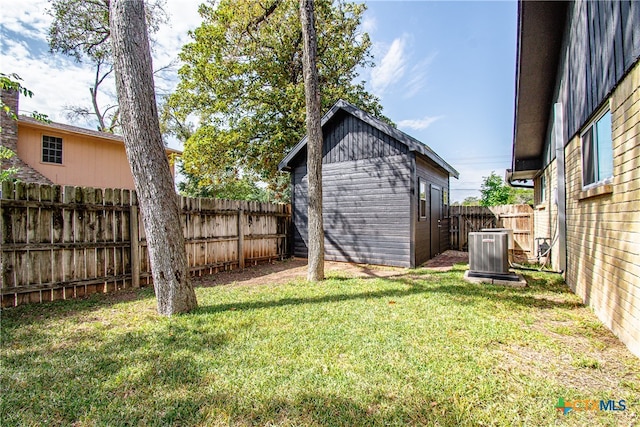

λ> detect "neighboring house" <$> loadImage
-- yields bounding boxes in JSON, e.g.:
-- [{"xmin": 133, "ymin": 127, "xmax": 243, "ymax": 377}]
[
  {"xmin": 509, "ymin": 1, "xmax": 640, "ymax": 356},
  {"xmin": 279, "ymin": 99, "xmax": 459, "ymax": 268},
  {"xmin": 0, "ymin": 89, "xmax": 179, "ymax": 190}
]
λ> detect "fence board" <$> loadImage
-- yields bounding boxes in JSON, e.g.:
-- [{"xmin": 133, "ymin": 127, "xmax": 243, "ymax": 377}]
[
  {"xmin": 449, "ymin": 204, "xmax": 533, "ymax": 262},
  {"xmin": 1, "ymin": 182, "xmax": 291, "ymax": 307}
]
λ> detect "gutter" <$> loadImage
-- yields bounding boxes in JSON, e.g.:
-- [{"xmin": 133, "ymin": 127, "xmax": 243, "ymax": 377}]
[{"xmin": 505, "ymin": 169, "xmax": 534, "ymax": 188}]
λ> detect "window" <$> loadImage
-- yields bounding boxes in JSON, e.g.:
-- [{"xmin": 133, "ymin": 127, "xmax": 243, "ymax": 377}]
[
  {"xmin": 419, "ymin": 179, "xmax": 427, "ymax": 219},
  {"xmin": 540, "ymin": 174, "xmax": 546, "ymax": 204},
  {"xmin": 581, "ymin": 110, "xmax": 612, "ymax": 188},
  {"xmin": 42, "ymin": 135, "xmax": 62, "ymax": 164}
]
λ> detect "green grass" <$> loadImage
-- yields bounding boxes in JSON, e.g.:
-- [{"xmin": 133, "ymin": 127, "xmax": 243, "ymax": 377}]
[{"xmin": 1, "ymin": 264, "xmax": 638, "ymax": 426}]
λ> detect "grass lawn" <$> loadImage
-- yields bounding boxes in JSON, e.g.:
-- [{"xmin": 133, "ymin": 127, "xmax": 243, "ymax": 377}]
[{"xmin": 1, "ymin": 261, "xmax": 638, "ymax": 426}]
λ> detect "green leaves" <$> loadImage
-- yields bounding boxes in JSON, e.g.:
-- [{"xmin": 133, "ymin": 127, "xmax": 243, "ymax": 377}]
[
  {"xmin": 166, "ymin": 0, "xmax": 385, "ymax": 198},
  {"xmin": 0, "ymin": 146, "xmax": 18, "ymax": 183},
  {"xmin": 1, "ymin": 73, "xmax": 33, "ymax": 121},
  {"xmin": 479, "ymin": 172, "xmax": 533, "ymax": 206}
]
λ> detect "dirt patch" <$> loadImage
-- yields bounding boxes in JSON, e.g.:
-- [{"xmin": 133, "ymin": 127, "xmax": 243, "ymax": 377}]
[
  {"xmin": 494, "ymin": 302, "xmax": 640, "ymax": 401},
  {"xmin": 191, "ymin": 250, "xmax": 469, "ymax": 288},
  {"xmin": 191, "ymin": 257, "xmax": 405, "ymax": 288}
]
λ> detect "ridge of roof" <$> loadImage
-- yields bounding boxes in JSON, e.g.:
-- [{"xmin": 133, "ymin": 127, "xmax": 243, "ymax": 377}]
[{"xmin": 278, "ymin": 99, "xmax": 458, "ymax": 178}]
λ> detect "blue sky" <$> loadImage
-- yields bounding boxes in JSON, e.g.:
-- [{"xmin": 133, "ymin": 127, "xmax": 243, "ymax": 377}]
[{"xmin": 0, "ymin": 0, "xmax": 518, "ymax": 202}]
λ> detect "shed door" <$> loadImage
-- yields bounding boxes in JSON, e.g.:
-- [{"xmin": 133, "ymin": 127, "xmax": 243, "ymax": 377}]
[{"xmin": 430, "ymin": 185, "xmax": 442, "ymax": 257}]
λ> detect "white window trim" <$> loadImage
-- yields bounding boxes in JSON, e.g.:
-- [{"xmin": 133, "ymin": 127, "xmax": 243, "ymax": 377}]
[{"xmin": 580, "ymin": 102, "xmax": 613, "ymax": 191}]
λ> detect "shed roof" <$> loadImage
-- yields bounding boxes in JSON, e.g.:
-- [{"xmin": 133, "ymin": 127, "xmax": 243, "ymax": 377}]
[{"xmin": 278, "ymin": 99, "xmax": 459, "ymax": 178}]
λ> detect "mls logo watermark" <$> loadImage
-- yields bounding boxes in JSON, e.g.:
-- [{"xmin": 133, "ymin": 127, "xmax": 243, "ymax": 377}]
[{"xmin": 556, "ymin": 397, "xmax": 627, "ymax": 415}]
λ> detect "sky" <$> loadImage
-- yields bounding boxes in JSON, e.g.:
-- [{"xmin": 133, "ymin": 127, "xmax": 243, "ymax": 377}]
[{"xmin": 0, "ymin": 0, "xmax": 518, "ymax": 203}]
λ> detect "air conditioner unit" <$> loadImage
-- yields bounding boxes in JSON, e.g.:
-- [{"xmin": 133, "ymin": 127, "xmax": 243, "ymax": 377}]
[
  {"xmin": 468, "ymin": 231, "xmax": 520, "ymax": 282},
  {"xmin": 482, "ymin": 228, "xmax": 514, "ymax": 263},
  {"xmin": 481, "ymin": 228, "xmax": 513, "ymax": 250}
]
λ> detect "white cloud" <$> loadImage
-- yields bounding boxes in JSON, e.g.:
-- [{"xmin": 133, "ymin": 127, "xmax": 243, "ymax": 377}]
[
  {"xmin": 361, "ymin": 15, "xmax": 377, "ymax": 34},
  {"xmin": 398, "ymin": 115, "xmax": 444, "ymax": 131},
  {"xmin": 403, "ymin": 52, "xmax": 438, "ymax": 99},
  {"xmin": 0, "ymin": 0, "xmax": 203, "ymax": 139},
  {"xmin": 370, "ymin": 36, "xmax": 407, "ymax": 95},
  {"xmin": 0, "ymin": 0, "xmax": 51, "ymax": 41},
  {"xmin": 153, "ymin": 0, "xmax": 202, "ymax": 67},
  {"xmin": 2, "ymin": 39, "xmax": 31, "ymax": 59}
]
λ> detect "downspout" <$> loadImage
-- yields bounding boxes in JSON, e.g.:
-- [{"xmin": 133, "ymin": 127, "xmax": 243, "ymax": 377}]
[{"xmin": 553, "ymin": 102, "xmax": 567, "ymax": 274}]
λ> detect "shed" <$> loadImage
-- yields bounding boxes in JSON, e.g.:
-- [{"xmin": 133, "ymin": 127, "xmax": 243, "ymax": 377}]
[{"xmin": 278, "ymin": 100, "xmax": 459, "ymax": 268}]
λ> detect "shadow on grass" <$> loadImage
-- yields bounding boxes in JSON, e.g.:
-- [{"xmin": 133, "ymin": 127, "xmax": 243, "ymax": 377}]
[
  {"xmin": 196, "ymin": 273, "xmax": 579, "ymax": 315},
  {"xmin": 1, "ymin": 263, "xmax": 572, "ymax": 329},
  {"xmin": 0, "ymin": 287, "xmax": 157, "ymax": 332},
  {"xmin": 199, "ymin": 392, "xmax": 469, "ymax": 427},
  {"xmin": 1, "ymin": 316, "xmax": 235, "ymax": 426}
]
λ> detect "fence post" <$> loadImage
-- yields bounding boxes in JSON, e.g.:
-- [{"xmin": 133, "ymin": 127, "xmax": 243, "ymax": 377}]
[
  {"xmin": 238, "ymin": 208, "xmax": 245, "ymax": 269},
  {"xmin": 130, "ymin": 204, "xmax": 140, "ymax": 288}
]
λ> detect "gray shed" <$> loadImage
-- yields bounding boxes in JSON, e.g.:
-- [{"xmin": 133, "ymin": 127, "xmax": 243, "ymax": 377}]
[{"xmin": 278, "ymin": 100, "xmax": 459, "ymax": 268}]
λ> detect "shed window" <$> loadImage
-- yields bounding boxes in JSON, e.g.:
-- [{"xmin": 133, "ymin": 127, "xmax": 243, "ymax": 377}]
[
  {"xmin": 42, "ymin": 135, "xmax": 62, "ymax": 164},
  {"xmin": 581, "ymin": 110, "xmax": 612, "ymax": 188},
  {"xmin": 419, "ymin": 180, "xmax": 427, "ymax": 219}
]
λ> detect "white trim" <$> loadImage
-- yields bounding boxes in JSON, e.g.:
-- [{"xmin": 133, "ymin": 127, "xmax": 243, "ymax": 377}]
[{"xmin": 580, "ymin": 100, "xmax": 613, "ymax": 191}]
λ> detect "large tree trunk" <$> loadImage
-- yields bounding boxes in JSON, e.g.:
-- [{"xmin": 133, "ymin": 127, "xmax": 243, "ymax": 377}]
[
  {"xmin": 110, "ymin": 0, "xmax": 197, "ymax": 315},
  {"xmin": 300, "ymin": 0, "xmax": 324, "ymax": 282}
]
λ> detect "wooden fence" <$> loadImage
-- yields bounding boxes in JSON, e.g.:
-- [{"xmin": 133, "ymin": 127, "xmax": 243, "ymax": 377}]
[
  {"xmin": 449, "ymin": 204, "xmax": 534, "ymax": 261},
  {"xmin": 1, "ymin": 181, "xmax": 291, "ymax": 307}
]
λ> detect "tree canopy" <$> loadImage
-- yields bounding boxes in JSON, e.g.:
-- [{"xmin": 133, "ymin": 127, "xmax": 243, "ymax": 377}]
[
  {"xmin": 166, "ymin": 0, "xmax": 386, "ymax": 199},
  {"xmin": 47, "ymin": 0, "xmax": 167, "ymax": 132},
  {"xmin": 479, "ymin": 171, "xmax": 533, "ymax": 206}
]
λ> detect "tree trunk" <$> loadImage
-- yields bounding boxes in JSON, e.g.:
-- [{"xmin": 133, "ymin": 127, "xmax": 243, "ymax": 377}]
[
  {"xmin": 300, "ymin": 0, "xmax": 324, "ymax": 282},
  {"xmin": 110, "ymin": 0, "xmax": 197, "ymax": 315}
]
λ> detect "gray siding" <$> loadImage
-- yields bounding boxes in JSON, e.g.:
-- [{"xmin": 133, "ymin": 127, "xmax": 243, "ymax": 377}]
[
  {"xmin": 293, "ymin": 155, "xmax": 411, "ymax": 267},
  {"xmin": 322, "ymin": 111, "xmax": 409, "ymax": 163},
  {"xmin": 548, "ymin": 0, "xmax": 640, "ymax": 156},
  {"xmin": 414, "ymin": 156, "xmax": 450, "ymax": 266},
  {"xmin": 290, "ymin": 111, "xmax": 408, "ymax": 167},
  {"xmin": 289, "ymin": 110, "xmax": 455, "ymax": 267}
]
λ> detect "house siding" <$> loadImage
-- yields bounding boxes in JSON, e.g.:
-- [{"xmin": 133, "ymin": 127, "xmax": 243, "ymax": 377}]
[
  {"xmin": 16, "ymin": 124, "xmax": 138, "ymax": 190},
  {"xmin": 292, "ymin": 156, "xmax": 411, "ymax": 267},
  {"xmin": 517, "ymin": 0, "xmax": 640, "ymax": 357},
  {"xmin": 287, "ymin": 103, "xmax": 455, "ymax": 268},
  {"xmin": 291, "ymin": 112, "xmax": 412, "ymax": 267},
  {"xmin": 559, "ymin": 0, "xmax": 640, "ymax": 141},
  {"xmin": 564, "ymin": 61, "xmax": 640, "ymax": 357},
  {"xmin": 321, "ymin": 111, "xmax": 408, "ymax": 163},
  {"xmin": 533, "ymin": 161, "xmax": 560, "ymax": 268}
]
